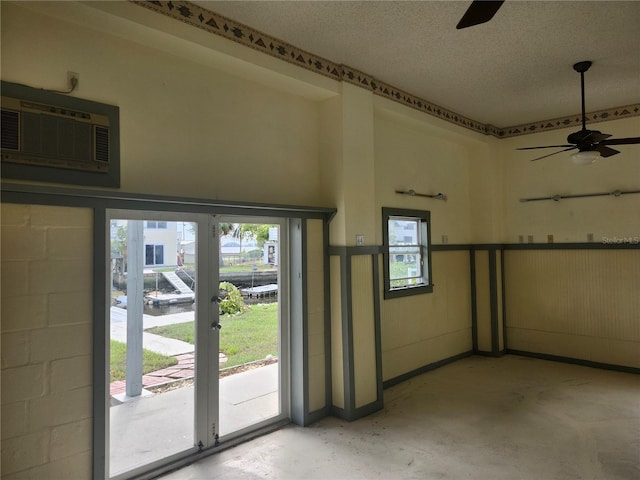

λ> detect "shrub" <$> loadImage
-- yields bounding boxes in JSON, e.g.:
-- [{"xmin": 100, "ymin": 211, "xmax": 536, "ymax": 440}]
[{"xmin": 219, "ymin": 282, "xmax": 247, "ymax": 315}]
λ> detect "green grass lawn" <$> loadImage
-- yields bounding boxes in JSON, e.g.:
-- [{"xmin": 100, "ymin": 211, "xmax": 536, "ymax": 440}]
[
  {"xmin": 146, "ymin": 303, "xmax": 278, "ymax": 368},
  {"xmin": 110, "ymin": 340, "xmax": 178, "ymax": 383}
]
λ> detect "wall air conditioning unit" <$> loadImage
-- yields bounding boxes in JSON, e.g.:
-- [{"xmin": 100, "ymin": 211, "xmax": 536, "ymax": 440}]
[
  {"xmin": 1, "ymin": 96, "xmax": 111, "ymax": 173},
  {"xmin": 1, "ymin": 81, "xmax": 120, "ymax": 187}
]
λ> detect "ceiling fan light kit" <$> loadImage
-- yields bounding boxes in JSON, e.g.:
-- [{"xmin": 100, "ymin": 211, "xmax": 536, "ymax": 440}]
[{"xmin": 571, "ymin": 151, "xmax": 600, "ymax": 166}]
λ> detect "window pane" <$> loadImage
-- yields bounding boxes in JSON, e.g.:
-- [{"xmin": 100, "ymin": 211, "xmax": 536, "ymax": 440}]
[
  {"xmin": 389, "ymin": 254, "xmax": 422, "ymax": 281},
  {"xmin": 145, "ymin": 244, "xmax": 154, "ymax": 265},
  {"xmin": 389, "ymin": 219, "xmax": 418, "ymax": 245},
  {"xmin": 155, "ymin": 245, "xmax": 164, "ymax": 265}
]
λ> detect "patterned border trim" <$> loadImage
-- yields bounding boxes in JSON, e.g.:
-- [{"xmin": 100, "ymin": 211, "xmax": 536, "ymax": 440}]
[
  {"xmin": 496, "ymin": 104, "xmax": 640, "ymax": 138},
  {"xmin": 133, "ymin": 1, "xmax": 343, "ymax": 80},
  {"xmin": 132, "ymin": 1, "xmax": 639, "ymax": 139}
]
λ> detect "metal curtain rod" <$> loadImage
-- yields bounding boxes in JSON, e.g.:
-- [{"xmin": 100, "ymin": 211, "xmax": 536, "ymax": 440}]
[
  {"xmin": 396, "ymin": 189, "xmax": 447, "ymax": 201},
  {"xmin": 520, "ymin": 189, "xmax": 640, "ymax": 203}
]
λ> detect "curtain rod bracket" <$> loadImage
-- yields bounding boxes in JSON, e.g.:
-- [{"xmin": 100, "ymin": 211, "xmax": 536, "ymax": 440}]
[
  {"xmin": 396, "ymin": 189, "xmax": 447, "ymax": 201},
  {"xmin": 520, "ymin": 188, "xmax": 640, "ymax": 203}
]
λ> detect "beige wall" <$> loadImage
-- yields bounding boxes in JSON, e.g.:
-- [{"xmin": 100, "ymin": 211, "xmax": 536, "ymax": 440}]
[
  {"xmin": 500, "ymin": 117, "xmax": 640, "ymax": 244},
  {"xmin": 505, "ymin": 249, "xmax": 640, "ymax": 368},
  {"xmin": 374, "ymin": 102, "xmax": 472, "ymax": 245},
  {"xmin": 1, "ymin": 204, "xmax": 94, "ymax": 479},
  {"xmin": 1, "ymin": 1, "xmax": 331, "ymax": 207},
  {"xmin": 381, "ymin": 251, "xmax": 473, "ymax": 381},
  {"xmin": 372, "ymin": 103, "xmax": 481, "ymax": 380}
]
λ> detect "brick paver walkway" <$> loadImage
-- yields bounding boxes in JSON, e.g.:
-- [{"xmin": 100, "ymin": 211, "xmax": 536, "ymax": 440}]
[
  {"xmin": 110, "ymin": 353, "xmax": 194, "ymax": 396},
  {"xmin": 110, "ymin": 352, "xmax": 229, "ymax": 396}
]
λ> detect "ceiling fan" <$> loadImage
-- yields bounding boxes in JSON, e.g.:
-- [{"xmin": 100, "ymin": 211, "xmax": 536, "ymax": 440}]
[
  {"xmin": 517, "ymin": 61, "xmax": 640, "ymax": 164},
  {"xmin": 456, "ymin": 1, "xmax": 505, "ymax": 29}
]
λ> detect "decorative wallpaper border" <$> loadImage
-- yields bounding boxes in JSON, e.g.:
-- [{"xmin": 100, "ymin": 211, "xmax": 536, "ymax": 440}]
[
  {"xmin": 133, "ymin": 0, "xmax": 639, "ymax": 139},
  {"xmin": 497, "ymin": 104, "xmax": 640, "ymax": 138}
]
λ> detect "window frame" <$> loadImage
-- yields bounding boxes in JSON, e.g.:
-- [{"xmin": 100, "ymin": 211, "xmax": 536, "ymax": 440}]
[{"xmin": 382, "ymin": 207, "xmax": 433, "ymax": 299}]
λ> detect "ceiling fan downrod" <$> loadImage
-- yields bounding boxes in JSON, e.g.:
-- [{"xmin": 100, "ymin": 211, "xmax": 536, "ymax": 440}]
[{"xmin": 573, "ymin": 60, "xmax": 592, "ymax": 132}]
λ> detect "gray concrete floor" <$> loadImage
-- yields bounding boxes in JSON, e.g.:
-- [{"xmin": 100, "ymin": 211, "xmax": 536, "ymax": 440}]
[{"xmin": 159, "ymin": 355, "xmax": 640, "ymax": 480}]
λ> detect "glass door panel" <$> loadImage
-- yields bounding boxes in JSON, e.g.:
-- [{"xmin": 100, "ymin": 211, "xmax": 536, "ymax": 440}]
[
  {"xmin": 215, "ymin": 219, "xmax": 287, "ymax": 437},
  {"xmin": 108, "ymin": 215, "xmax": 199, "ymax": 477}
]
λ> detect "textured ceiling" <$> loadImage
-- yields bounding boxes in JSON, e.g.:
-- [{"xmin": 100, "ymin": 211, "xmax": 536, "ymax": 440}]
[{"xmin": 195, "ymin": 0, "xmax": 640, "ymax": 129}]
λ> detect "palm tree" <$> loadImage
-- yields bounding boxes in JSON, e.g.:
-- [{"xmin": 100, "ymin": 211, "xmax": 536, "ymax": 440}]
[{"xmin": 218, "ymin": 222, "xmax": 235, "ymax": 267}]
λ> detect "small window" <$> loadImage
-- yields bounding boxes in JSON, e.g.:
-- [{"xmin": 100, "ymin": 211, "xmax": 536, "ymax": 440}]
[
  {"xmin": 145, "ymin": 220, "xmax": 167, "ymax": 229},
  {"xmin": 382, "ymin": 207, "xmax": 432, "ymax": 299}
]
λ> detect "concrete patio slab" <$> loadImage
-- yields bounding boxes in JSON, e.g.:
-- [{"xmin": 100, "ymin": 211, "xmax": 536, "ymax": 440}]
[
  {"xmin": 110, "ymin": 306, "xmax": 195, "ymax": 356},
  {"xmin": 109, "ymin": 363, "xmax": 279, "ymax": 476}
]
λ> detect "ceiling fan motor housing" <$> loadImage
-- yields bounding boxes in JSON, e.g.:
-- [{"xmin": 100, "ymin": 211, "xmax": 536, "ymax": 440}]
[{"xmin": 566, "ymin": 129, "xmax": 606, "ymax": 146}]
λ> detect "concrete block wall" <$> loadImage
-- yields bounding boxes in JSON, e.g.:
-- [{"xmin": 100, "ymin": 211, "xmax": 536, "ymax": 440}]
[{"xmin": 1, "ymin": 203, "xmax": 93, "ymax": 479}]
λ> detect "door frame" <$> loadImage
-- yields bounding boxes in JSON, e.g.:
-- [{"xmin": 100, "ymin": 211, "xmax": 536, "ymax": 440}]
[{"xmin": 104, "ymin": 210, "xmax": 292, "ymax": 478}]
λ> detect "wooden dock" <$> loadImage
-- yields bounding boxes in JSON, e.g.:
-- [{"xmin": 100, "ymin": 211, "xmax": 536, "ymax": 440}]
[{"xmin": 146, "ymin": 271, "xmax": 195, "ymax": 305}]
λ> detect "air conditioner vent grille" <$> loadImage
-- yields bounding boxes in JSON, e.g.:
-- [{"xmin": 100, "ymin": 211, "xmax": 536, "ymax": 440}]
[
  {"xmin": 95, "ymin": 126, "xmax": 109, "ymax": 162},
  {"xmin": 1, "ymin": 109, "xmax": 19, "ymax": 151},
  {"xmin": 2, "ymin": 95, "xmax": 111, "ymax": 173}
]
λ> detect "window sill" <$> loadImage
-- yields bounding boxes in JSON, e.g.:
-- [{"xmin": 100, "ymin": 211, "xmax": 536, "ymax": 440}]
[{"xmin": 384, "ymin": 283, "xmax": 434, "ymax": 300}]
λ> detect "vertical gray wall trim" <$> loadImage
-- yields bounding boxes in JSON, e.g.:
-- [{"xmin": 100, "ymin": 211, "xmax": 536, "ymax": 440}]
[
  {"xmin": 300, "ymin": 219, "xmax": 309, "ymax": 424},
  {"xmin": 469, "ymin": 249, "xmax": 478, "ymax": 352},
  {"xmin": 340, "ymin": 252, "xmax": 355, "ymax": 419},
  {"xmin": 289, "ymin": 219, "xmax": 305, "ymax": 426},
  {"xmin": 323, "ymin": 221, "xmax": 333, "ymax": 416},
  {"xmin": 92, "ymin": 206, "xmax": 107, "ymax": 480},
  {"xmin": 500, "ymin": 249, "xmax": 508, "ymax": 352},
  {"xmin": 371, "ymin": 255, "xmax": 384, "ymax": 408},
  {"xmin": 488, "ymin": 249, "xmax": 500, "ymax": 354}
]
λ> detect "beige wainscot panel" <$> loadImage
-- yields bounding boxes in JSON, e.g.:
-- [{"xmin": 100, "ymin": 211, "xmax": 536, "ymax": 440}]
[
  {"xmin": 306, "ymin": 219, "xmax": 326, "ymax": 412},
  {"xmin": 1, "ymin": 204, "xmax": 93, "ymax": 479},
  {"xmin": 504, "ymin": 249, "xmax": 640, "ymax": 368},
  {"xmin": 330, "ymin": 256, "xmax": 344, "ymax": 408},
  {"xmin": 474, "ymin": 250, "xmax": 492, "ymax": 352},
  {"xmin": 381, "ymin": 250, "xmax": 472, "ymax": 381},
  {"xmin": 350, "ymin": 255, "xmax": 377, "ymax": 408}
]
